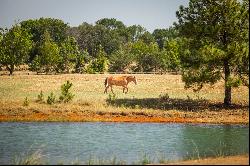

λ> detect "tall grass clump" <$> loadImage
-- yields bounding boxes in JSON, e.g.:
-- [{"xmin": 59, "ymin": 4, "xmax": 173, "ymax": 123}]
[
  {"xmin": 37, "ymin": 90, "xmax": 44, "ymax": 102},
  {"xmin": 13, "ymin": 149, "xmax": 44, "ymax": 165},
  {"xmin": 59, "ymin": 80, "xmax": 75, "ymax": 103},
  {"xmin": 47, "ymin": 92, "xmax": 56, "ymax": 105},
  {"xmin": 159, "ymin": 93, "xmax": 170, "ymax": 101},
  {"xmin": 23, "ymin": 97, "xmax": 29, "ymax": 106},
  {"xmin": 85, "ymin": 155, "xmax": 126, "ymax": 165},
  {"xmin": 156, "ymin": 153, "xmax": 170, "ymax": 164},
  {"xmin": 106, "ymin": 93, "xmax": 117, "ymax": 105},
  {"xmin": 139, "ymin": 153, "xmax": 152, "ymax": 165},
  {"xmin": 132, "ymin": 153, "xmax": 153, "ymax": 165}
]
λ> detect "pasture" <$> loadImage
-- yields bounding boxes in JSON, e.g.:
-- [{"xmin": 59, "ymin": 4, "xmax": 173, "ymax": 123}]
[{"xmin": 0, "ymin": 72, "xmax": 249, "ymax": 123}]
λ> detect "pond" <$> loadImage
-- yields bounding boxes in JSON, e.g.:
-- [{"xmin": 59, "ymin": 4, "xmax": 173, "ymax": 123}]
[{"xmin": 0, "ymin": 122, "xmax": 248, "ymax": 164}]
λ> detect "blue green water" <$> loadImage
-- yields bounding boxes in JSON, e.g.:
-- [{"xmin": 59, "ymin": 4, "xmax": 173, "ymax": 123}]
[{"xmin": 0, "ymin": 122, "xmax": 248, "ymax": 164}]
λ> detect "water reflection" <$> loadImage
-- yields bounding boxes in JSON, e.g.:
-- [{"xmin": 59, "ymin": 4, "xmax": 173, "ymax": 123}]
[{"xmin": 178, "ymin": 124, "xmax": 249, "ymax": 159}]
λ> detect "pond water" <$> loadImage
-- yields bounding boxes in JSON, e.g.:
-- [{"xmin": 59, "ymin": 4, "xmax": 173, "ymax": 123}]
[{"xmin": 0, "ymin": 122, "xmax": 248, "ymax": 164}]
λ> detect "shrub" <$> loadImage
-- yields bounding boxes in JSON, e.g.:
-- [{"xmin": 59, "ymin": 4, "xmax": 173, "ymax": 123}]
[
  {"xmin": 85, "ymin": 65, "xmax": 96, "ymax": 74},
  {"xmin": 106, "ymin": 93, "xmax": 117, "ymax": 105},
  {"xmin": 159, "ymin": 93, "xmax": 170, "ymax": 101},
  {"xmin": 109, "ymin": 93, "xmax": 117, "ymax": 101},
  {"xmin": 23, "ymin": 97, "xmax": 29, "ymax": 106},
  {"xmin": 47, "ymin": 92, "xmax": 56, "ymax": 105},
  {"xmin": 134, "ymin": 105, "xmax": 140, "ymax": 109},
  {"xmin": 37, "ymin": 91, "xmax": 44, "ymax": 102},
  {"xmin": 59, "ymin": 80, "xmax": 75, "ymax": 103}
]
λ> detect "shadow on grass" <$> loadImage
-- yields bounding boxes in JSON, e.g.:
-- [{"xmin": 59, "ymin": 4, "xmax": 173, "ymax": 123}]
[{"xmin": 106, "ymin": 97, "xmax": 249, "ymax": 112}]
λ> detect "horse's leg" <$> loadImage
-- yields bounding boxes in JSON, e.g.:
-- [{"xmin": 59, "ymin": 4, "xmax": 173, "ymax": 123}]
[
  {"xmin": 125, "ymin": 86, "xmax": 128, "ymax": 94},
  {"xmin": 111, "ymin": 86, "xmax": 114, "ymax": 94},
  {"xmin": 104, "ymin": 85, "xmax": 109, "ymax": 94},
  {"xmin": 122, "ymin": 86, "xmax": 126, "ymax": 93},
  {"xmin": 104, "ymin": 87, "xmax": 107, "ymax": 93}
]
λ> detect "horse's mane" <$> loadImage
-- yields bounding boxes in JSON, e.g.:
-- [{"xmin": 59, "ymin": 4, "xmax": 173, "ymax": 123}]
[{"xmin": 126, "ymin": 75, "xmax": 135, "ymax": 81}]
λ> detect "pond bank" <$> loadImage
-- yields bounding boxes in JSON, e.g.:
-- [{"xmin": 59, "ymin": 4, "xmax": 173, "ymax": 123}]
[
  {"xmin": 0, "ymin": 100, "xmax": 248, "ymax": 124},
  {"xmin": 160, "ymin": 154, "xmax": 249, "ymax": 165}
]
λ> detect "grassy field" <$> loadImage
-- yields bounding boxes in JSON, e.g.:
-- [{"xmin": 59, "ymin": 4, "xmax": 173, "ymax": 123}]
[{"xmin": 0, "ymin": 72, "xmax": 249, "ymax": 123}]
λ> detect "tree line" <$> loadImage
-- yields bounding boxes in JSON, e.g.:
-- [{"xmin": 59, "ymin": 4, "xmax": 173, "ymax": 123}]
[
  {"xmin": 0, "ymin": 17, "xmax": 181, "ymax": 75},
  {"xmin": 0, "ymin": 0, "xmax": 249, "ymax": 105}
]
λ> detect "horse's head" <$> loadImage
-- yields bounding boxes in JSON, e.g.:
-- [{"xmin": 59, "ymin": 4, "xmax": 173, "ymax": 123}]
[
  {"xmin": 127, "ymin": 76, "xmax": 137, "ymax": 85},
  {"xmin": 133, "ymin": 76, "xmax": 137, "ymax": 85}
]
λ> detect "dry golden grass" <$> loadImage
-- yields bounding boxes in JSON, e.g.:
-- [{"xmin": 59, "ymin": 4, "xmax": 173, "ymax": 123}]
[
  {"xmin": 163, "ymin": 154, "xmax": 249, "ymax": 165},
  {"xmin": 0, "ymin": 73, "xmax": 249, "ymax": 123}
]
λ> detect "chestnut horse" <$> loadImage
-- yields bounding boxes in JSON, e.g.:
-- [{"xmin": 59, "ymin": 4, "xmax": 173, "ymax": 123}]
[{"xmin": 104, "ymin": 76, "xmax": 137, "ymax": 94}]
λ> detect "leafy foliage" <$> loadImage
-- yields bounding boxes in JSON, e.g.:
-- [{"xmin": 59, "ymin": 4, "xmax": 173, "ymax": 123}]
[
  {"xmin": 75, "ymin": 22, "xmax": 121, "ymax": 58},
  {"xmin": 2, "ymin": 17, "xmax": 183, "ymax": 75},
  {"xmin": 109, "ymin": 43, "xmax": 134, "ymax": 72},
  {"xmin": 175, "ymin": 0, "xmax": 249, "ymax": 105},
  {"xmin": 106, "ymin": 93, "xmax": 117, "ymax": 105},
  {"xmin": 59, "ymin": 80, "xmax": 75, "ymax": 103},
  {"xmin": 75, "ymin": 50, "xmax": 89, "ymax": 73},
  {"xmin": 47, "ymin": 92, "xmax": 56, "ymax": 105},
  {"xmin": 37, "ymin": 91, "xmax": 44, "ymax": 102},
  {"xmin": 20, "ymin": 18, "xmax": 69, "ymax": 62},
  {"xmin": 86, "ymin": 46, "xmax": 109, "ymax": 73},
  {"xmin": 153, "ymin": 27, "xmax": 179, "ymax": 50},
  {"xmin": 0, "ymin": 24, "xmax": 33, "ymax": 75},
  {"xmin": 23, "ymin": 97, "xmax": 29, "ymax": 106},
  {"xmin": 30, "ymin": 30, "xmax": 60, "ymax": 73},
  {"xmin": 162, "ymin": 38, "xmax": 182, "ymax": 71},
  {"xmin": 159, "ymin": 93, "xmax": 170, "ymax": 101},
  {"xmin": 57, "ymin": 36, "xmax": 79, "ymax": 73},
  {"xmin": 131, "ymin": 41, "xmax": 161, "ymax": 72}
]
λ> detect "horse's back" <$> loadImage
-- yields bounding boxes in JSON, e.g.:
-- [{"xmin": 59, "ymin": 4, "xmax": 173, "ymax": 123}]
[{"xmin": 108, "ymin": 76, "xmax": 127, "ymax": 86}]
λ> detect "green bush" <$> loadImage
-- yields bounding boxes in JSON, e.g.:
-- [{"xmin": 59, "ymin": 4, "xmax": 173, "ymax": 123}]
[
  {"xmin": 37, "ymin": 91, "xmax": 44, "ymax": 102},
  {"xmin": 59, "ymin": 80, "xmax": 75, "ymax": 103},
  {"xmin": 23, "ymin": 97, "xmax": 29, "ymax": 106},
  {"xmin": 85, "ymin": 47, "xmax": 109, "ymax": 73},
  {"xmin": 106, "ymin": 94, "xmax": 117, "ymax": 105},
  {"xmin": 159, "ymin": 93, "xmax": 170, "ymax": 101},
  {"xmin": 85, "ymin": 65, "xmax": 96, "ymax": 74},
  {"xmin": 47, "ymin": 92, "xmax": 56, "ymax": 105}
]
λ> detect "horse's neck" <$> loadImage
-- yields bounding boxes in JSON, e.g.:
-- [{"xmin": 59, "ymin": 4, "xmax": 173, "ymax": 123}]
[{"xmin": 126, "ymin": 77, "xmax": 132, "ymax": 84}]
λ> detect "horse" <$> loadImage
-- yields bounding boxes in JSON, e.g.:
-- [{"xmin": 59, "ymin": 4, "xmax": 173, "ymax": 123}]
[{"xmin": 104, "ymin": 75, "xmax": 137, "ymax": 94}]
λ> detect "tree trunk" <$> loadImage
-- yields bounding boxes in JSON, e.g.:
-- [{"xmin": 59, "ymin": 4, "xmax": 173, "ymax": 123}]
[
  {"xmin": 9, "ymin": 70, "xmax": 13, "ymax": 75},
  {"xmin": 224, "ymin": 60, "xmax": 231, "ymax": 106},
  {"xmin": 6, "ymin": 64, "xmax": 14, "ymax": 75}
]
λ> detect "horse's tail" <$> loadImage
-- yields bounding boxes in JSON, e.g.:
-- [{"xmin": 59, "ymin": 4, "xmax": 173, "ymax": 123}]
[{"xmin": 104, "ymin": 77, "xmax": 108, "ymax": 87}]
